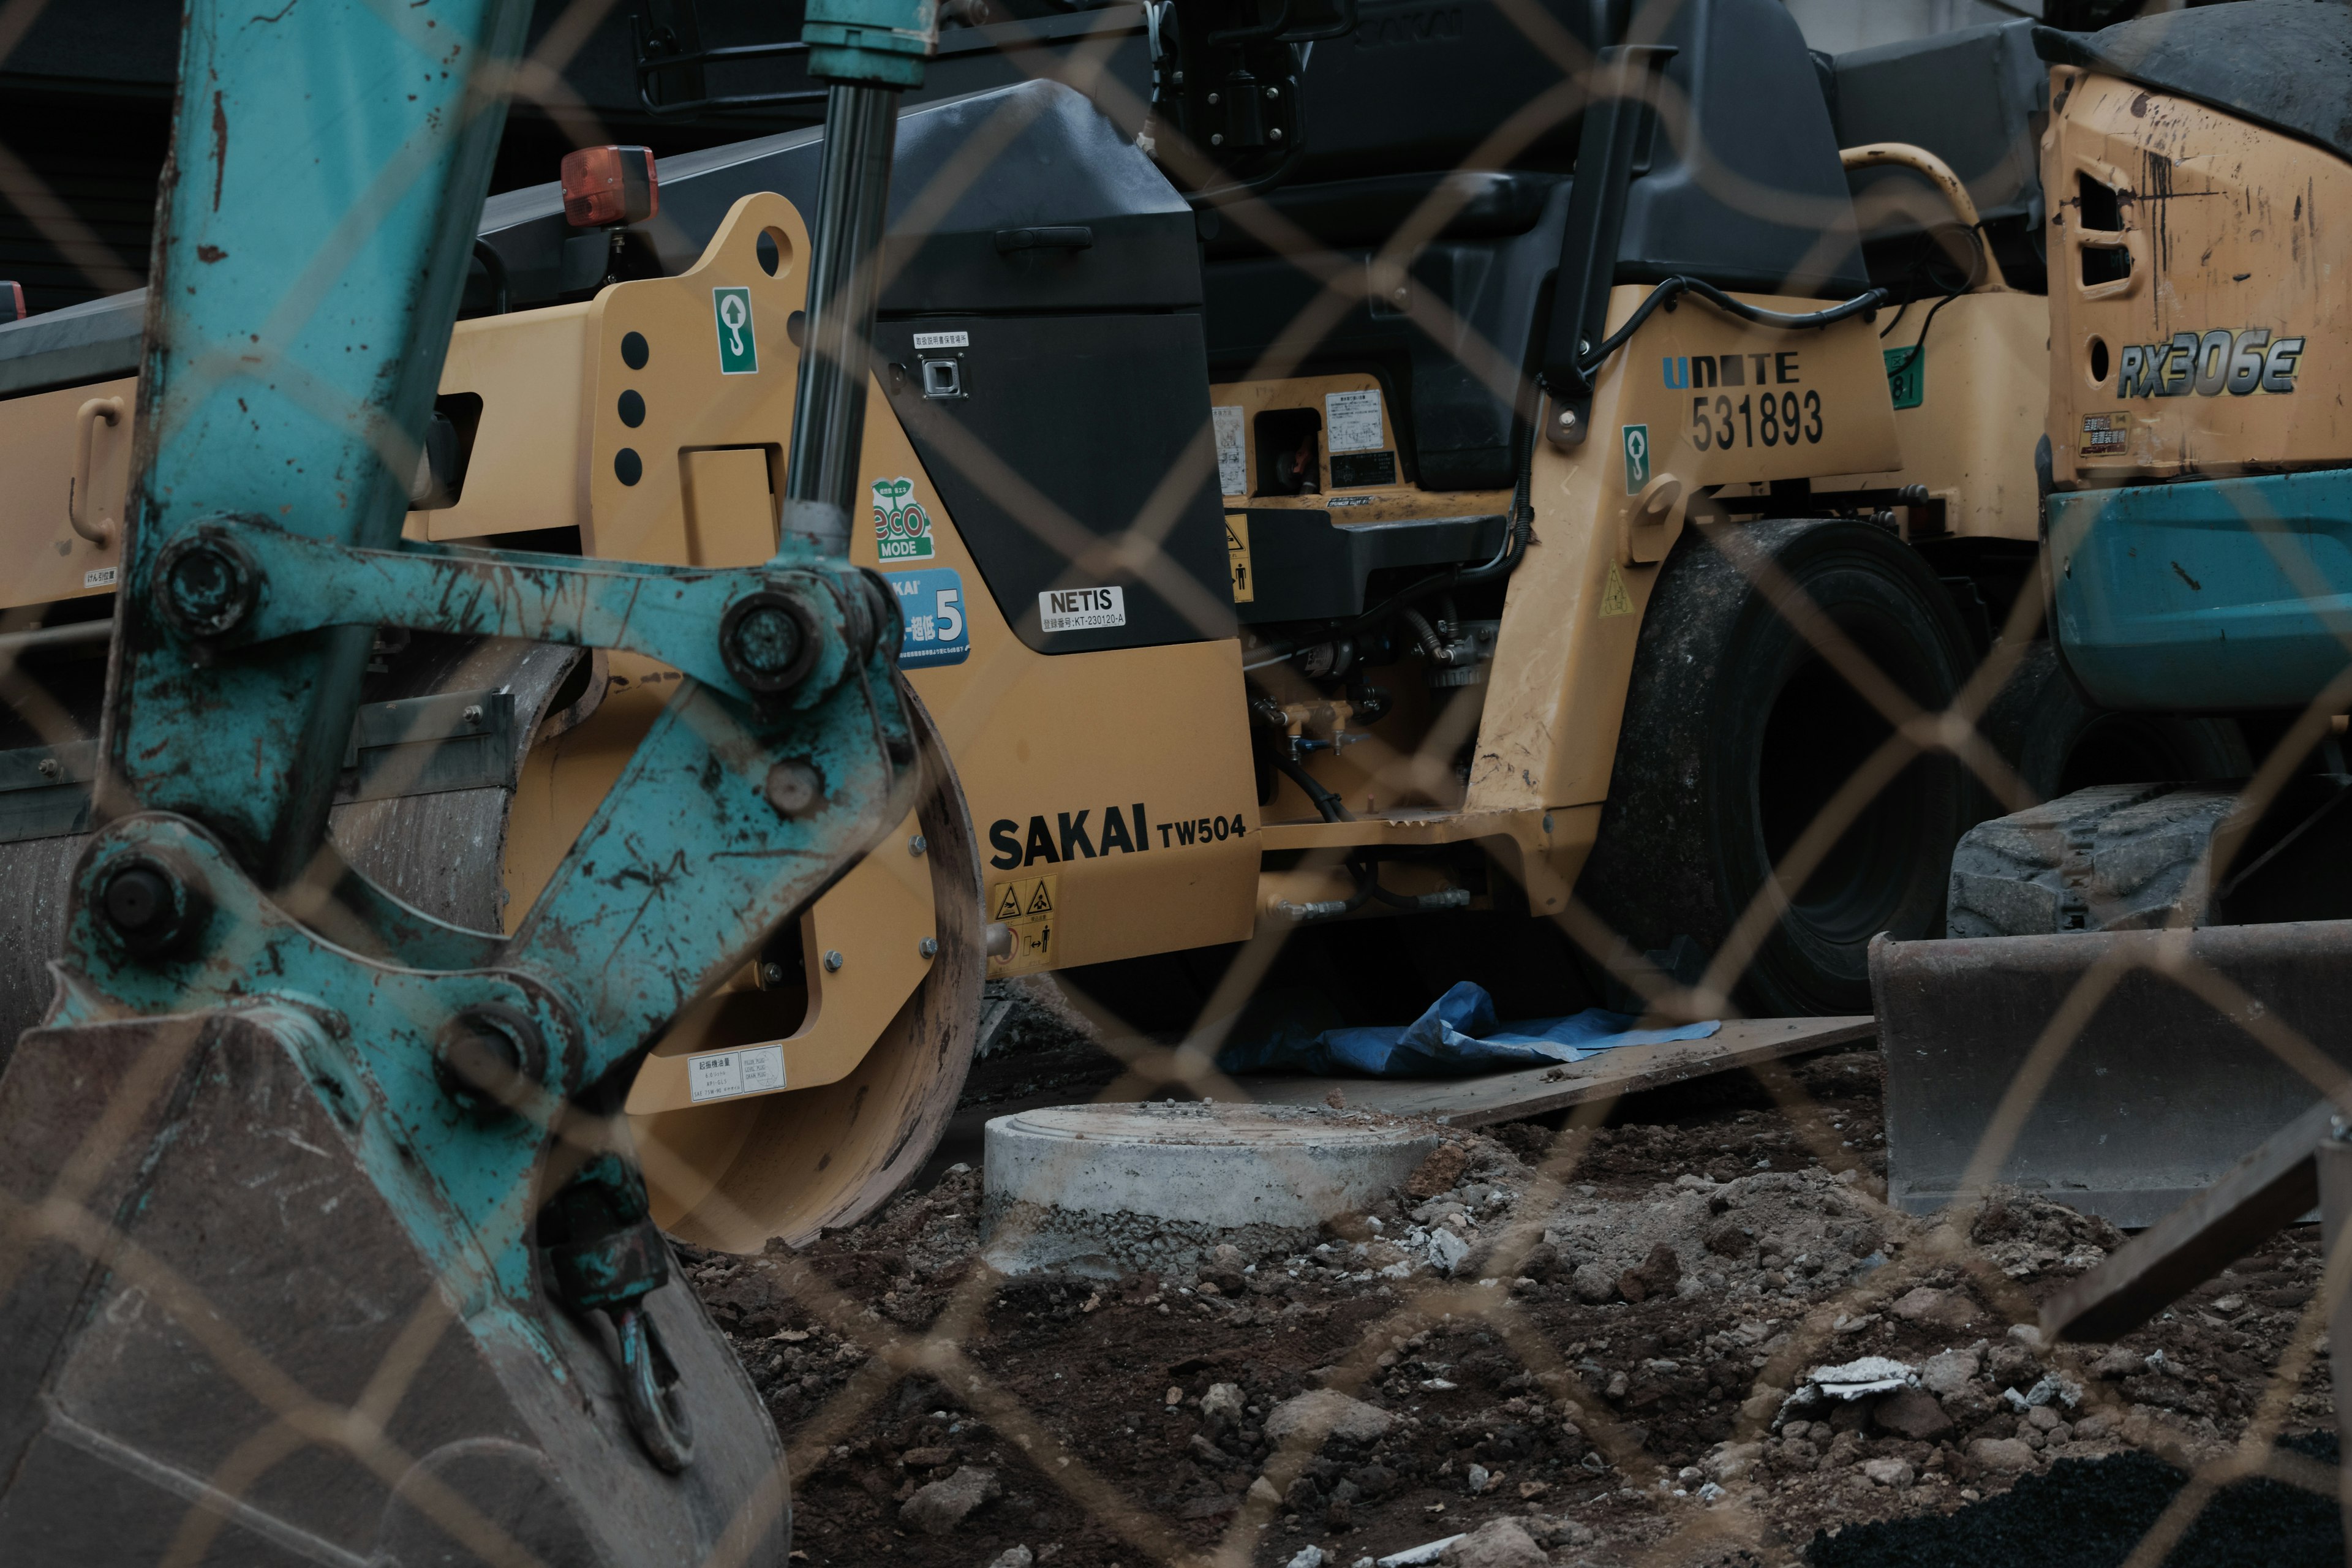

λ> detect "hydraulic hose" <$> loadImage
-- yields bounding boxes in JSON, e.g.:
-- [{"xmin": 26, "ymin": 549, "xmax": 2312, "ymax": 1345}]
[
  {"xmin": 1575, "ymin": 276, "xmax": 1888, "ymax": 383},
  {"xmin": 1270, "ymin": 750, "xmax": 1352, "ymax": 823}
]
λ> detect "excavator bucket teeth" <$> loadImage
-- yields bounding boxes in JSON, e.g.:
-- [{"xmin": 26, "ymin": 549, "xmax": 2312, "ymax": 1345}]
[{"xmin": 1872, "ymin": 921, "xmax": 2352, "ymax": 1229}]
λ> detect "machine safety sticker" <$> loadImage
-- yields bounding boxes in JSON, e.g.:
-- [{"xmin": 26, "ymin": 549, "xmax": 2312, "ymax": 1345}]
[
  {"xmin": 687, "ymin": 1042, "xmax": 786, "ymax": 1103},
  {"xmin": 1038, "ymin": 586, "xmax": 1125, "ymax": 633},
  {"xmin": 2080, "ymin": 410, "xmax": 2132, "ymax": 459},
  {"xmin": 1621, "ymin": 424, "xmax": 1650, "ymax": 494},
  {"xmin": 712, "ymin": 286, "xmax": 758, "ymax": 375},
  {"xmin": 1325, "ymin": 388, "xmax": 1385, "ymax": 453},
  {"xmin": 886, "ymin": 567, "xmax": 970, "ymax": 668},
  {"xmin": 1213, "ymin": 405, "xmax": 1247, "ymax": 496},
  {"xmin": 913, "ymin": 330, "xmax": 970, "ymax": 350},
  {"xmin": 988, "ymin": 874, "xmax": 1058, "ymax": 974},
  {"xmin": 1226, "ymin": 514, "xmax": 1254, "ymax": 603},
  {"xmin": 1883, "ymin": 345, "xmax": 1925, "ymax": 410},
  {"xmin": 873, "ymin": 475, "xmax": 935, "ymax": 560},
  {"xmin": 1599, "ymin": 561, "xmax": 1635, "ymax": 618},
  {"xmin": 82, "ymin": 566, "xmax": 116, "ymax": 589}
]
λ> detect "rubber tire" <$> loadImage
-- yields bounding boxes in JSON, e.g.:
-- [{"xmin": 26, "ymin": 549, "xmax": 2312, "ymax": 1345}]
[
  {"xmin": 1980, "ymin": 639, "xmax": 2250, "ymax": 801},
  {"xmin": 1577, "ymin": 519, "xmax": 1980, "ymax": 1017}
]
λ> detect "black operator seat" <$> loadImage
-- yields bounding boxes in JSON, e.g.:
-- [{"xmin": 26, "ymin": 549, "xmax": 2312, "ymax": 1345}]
[{"xmin": 1201, "ymin": 0, "xmax": 1868, "ymax": 494}]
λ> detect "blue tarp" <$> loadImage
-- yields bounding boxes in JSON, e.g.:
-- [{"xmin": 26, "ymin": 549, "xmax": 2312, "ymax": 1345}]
[{"xmin": 1213, "ymin": 981, "xmax": 1721, "ymax": 1079}]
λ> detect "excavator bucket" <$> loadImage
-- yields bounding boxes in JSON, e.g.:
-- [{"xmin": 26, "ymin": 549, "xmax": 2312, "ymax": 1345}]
[{"xmin": 1873, "ymin": 920, "xmax": 2352, "ymax": 1228}]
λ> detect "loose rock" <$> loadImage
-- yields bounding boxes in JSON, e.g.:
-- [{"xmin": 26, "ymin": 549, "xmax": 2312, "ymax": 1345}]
[
  {"xmin": 1873, "ymin": 1387, "xmax": 1954, "ymax": 1442},
  {"xmin": 1967, "ymin": 1438, "xmax": 2035, "ymax": 1472},
  {"xmin": 1616, "ymin": 1240, "xmax": 1682, "ymax": 1303},
  {"xmin": 1265, "ymin": 1390, "xmax": 1396, "ymax": 1447},
  {"xmin": 987, "ymin": 1549, "xmax": 1033, "ymax": 1568},
  {"xmin": 1861, "ymin": 1457, "xmax": 1915, "ymax": 1488},
  {"xmin": 1920, "ymin": 1346, "xmax": 1983, "ymax": 1398},
  {"xmin": 1570, "ymin": 1262, "xmax": 1616, "ymax": 1303},
  {"xmin": 1435, "ymin": 1517, "xmax": 1548, "ymax": 1568},
  {"xmin": 902, "ymin": 1466, "xmax": 1002, "ymax": 1535},
  {"xmin": 1406, "ymin": 1143, "xmax": 1469, "ymax": 1199},
  {"xmin": 1891, "ymin": 1287, "xmax": 1976, "ymax": 1329}
]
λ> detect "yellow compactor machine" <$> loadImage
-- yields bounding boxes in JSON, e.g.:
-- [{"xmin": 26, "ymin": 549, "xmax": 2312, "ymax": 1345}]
[{"xmin": 0, "ymin": 4, "xmax": 2253, "ymax": 1249}]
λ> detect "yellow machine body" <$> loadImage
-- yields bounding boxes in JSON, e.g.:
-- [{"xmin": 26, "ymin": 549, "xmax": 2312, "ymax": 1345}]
[
  {"xmin": 5, "ymin": 172, "xmax": 2044, "ymax": 1248},
  {"xmin": 2045, "ymin": 69, "xmax": 2351, "ymax": 489}
]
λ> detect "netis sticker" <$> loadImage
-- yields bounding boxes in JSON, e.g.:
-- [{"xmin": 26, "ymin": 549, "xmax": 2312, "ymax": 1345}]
[
  {"xmin": 1621, "ymin": 423, "xmax": 1651, "ymax": 493},
  {"xmin": 1038, "ymin": 586, "xmax": 1126, "ymax": 633},
  {"xmin": 888, "ymin": 567, "xmax": 970, "ymax": 668},
  {"xmin": 713, "ymin": 286, "xmax": 757, "ymax": 374},
  {"xmin": 1213, "ymin": 405, "xmax": 1246, "ymax": 496},
  {"xmin": 1325, "ymin": 388, "xmax": 1384, "ymax": 453},
  {"xmin": 913, "ymin": 330, "xmax": 970, "ymax": 350},
  {"xmin": 687, "ymin": 1042, "xmax": 785, "ymax": 1102},
  {"xmin": 872, "ymin": 475, "xmax": 935, "ymax": 561},
  {"xmin": 82, "ymin": 566, "xmax": 117, "ymax": 589}
]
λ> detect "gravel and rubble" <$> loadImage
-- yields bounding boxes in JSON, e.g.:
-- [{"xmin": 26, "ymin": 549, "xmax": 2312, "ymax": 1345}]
[{"xmin": 679, "ymin": 1043, "xmax": 2338, "ymax": 1567}]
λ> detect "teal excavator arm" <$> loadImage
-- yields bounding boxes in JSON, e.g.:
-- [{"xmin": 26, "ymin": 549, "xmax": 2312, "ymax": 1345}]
[{"xmin": 0, "ymin": 0, "xmax": 933, "ymax": 1559}]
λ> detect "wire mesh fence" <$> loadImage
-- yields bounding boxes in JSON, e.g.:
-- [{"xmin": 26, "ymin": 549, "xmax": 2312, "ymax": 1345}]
[{"xmin": 0, "ymin": 1, "xmax": 2345, "ymax": 1565}]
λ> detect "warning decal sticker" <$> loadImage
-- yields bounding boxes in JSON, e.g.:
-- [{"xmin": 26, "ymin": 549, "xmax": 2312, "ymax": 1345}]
[
  {"xmin": 1213, "ymin": 405, "xmax": 1246, "ymax": 496},
  {"xmin": 1226, "ymin": 513, "xmax": 1254, "ymax": 603},
  {"xmin": 1599, "ymin": 561, "xmax": 1636, "ymax": 618},
  {"xmin": 988, "ymin": 874, "xmax": 1059, "ymax": 975},
  {"xmin": 1325, "ymin": 388, "xmax": 1384, "ymax": 453}
]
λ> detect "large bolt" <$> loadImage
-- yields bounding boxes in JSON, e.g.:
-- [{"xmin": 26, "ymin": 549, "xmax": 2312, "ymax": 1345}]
[
  {"xmin": 763, "ymin": 760, "xmax": 825, "ymax": 818},
  {"xmin": 719, "ymin": 591, "xmax": 818, "ymax": 696},
  {"xmin": 434, "ymin": 1003, "xmax": 547, "ymax": 1115},
  {"xmin": 99, "ymin": 854, "xmax": 208, "ymax": 960},
  {"xmin": 154, "ymin": 534, "xmax": 261, "ymax": 641}
]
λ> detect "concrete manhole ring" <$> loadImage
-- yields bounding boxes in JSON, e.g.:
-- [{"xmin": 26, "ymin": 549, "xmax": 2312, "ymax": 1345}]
[{"xmin": 982, "ymin": 1101, "xmax": 1444, "ymax": 1277}]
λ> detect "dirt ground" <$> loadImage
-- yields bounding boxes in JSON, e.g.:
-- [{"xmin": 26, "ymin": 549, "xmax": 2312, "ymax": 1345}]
[{"xmin": 680, "ymin": 989, "xmax": 2335, "ymax": 1567}]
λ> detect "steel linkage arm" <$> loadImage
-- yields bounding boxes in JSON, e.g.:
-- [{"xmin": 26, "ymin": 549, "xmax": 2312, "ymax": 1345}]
[{"xmin": 0, "ymin": 0, "xmax": 930, "ymax": 1550}]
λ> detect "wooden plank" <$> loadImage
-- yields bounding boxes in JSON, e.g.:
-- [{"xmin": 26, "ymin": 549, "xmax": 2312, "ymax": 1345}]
[
  {"xmin": 1240, "ymin": 1016, "xmax": 1876, "ymax": 1128},
  {"xmin": 2041, "ymin": 1098, "xmax": 2335, "ymax": 1345}
]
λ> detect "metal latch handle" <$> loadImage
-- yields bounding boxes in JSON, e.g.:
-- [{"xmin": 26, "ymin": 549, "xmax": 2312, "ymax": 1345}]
[{"xmin": 70, "ymin": 396, "xmax": 124, "ymax": 546}]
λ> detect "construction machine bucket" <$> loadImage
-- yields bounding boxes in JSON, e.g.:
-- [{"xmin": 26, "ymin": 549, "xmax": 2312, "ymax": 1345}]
[
  {"xmin": 0, "ymin": 1009, "xmax": 786, "ymax": 1563},
  {"xmin": 1872, "ymin": 921, "xmax": 2352, "ymax": 1228}
]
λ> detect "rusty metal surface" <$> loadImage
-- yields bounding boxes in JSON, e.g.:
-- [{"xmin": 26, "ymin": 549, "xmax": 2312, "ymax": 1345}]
[
  {"xmin": 2042, "ymin": 1099, "xmax": 2335, "ymax": 1344},
  {"xmin": 1874, "ymin": 921, "xmax": 2352, "ymax": 1227}
]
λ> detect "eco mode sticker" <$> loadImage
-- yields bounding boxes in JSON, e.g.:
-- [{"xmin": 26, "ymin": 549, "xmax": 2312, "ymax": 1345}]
[
  {"xmin": 872, "ymin": 475, "xmax": 935, "ymax": 560},
  {"xmin": 888, "ymin": 567, "xmax": 970, "ymax": 669},
  {"xmin": 712, "ymin": 286, "xmax": 757, "ymax": 375}
]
